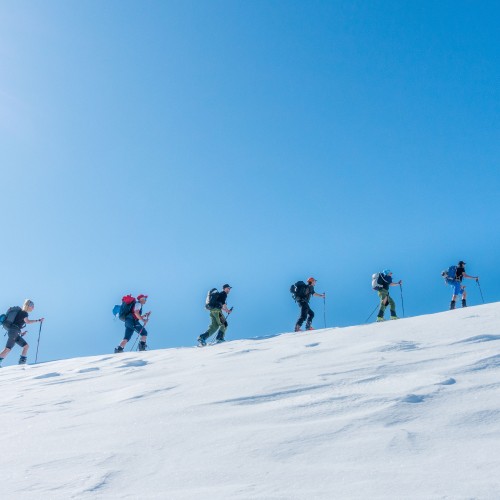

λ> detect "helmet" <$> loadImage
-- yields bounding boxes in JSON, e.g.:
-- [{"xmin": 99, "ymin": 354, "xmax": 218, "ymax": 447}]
[{"xmin": 383, "ymin": 269, "xmax": 392, "ymax": 275}]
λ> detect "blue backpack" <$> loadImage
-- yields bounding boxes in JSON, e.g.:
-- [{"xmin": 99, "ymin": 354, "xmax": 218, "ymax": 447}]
[{"xmin": 441, "ymin": 265, "xmax": 457, "ymax": 282}]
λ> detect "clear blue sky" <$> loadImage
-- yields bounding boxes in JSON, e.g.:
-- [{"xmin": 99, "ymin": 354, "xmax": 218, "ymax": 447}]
[{"xmin": 1, "ymin": 0, "xmax": 499, "ymax": 365}]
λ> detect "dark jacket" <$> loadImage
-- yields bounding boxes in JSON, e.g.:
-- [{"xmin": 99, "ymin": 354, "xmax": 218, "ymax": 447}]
[{"xmin": 379, "ymin": 274, "xmax": 393, "ymax": 291}]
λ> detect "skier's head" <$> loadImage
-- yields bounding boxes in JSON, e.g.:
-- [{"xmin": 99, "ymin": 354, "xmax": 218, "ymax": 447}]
[
  {"xmin": 22, "ymin": 299, "xmax": 34, "ymax": 312},
  {"xmin": 222, "ymin": 284, "xmax": 232, "ymax": 293},
  {"xmin": 137, "ymin": 294, "xmax": 148, "ymax": 303},
  {"xmin": 458, "ymin": 260, "xmax": 466, "ymax": 267},
  {"xmin": 383, "ymin": 269, "xmax": 392, "ymax": 276},
  {"xmin": 307, "ymin": 277, "xmax": 317, "ymax": 284}
]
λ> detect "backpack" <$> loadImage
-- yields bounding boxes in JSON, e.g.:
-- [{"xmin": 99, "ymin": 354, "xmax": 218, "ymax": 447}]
[
  {"xmin": 112, "ymin": 304, "xmax": 121, "ymax": 318},
  {"xmin": 290, "ymin": 281, "xmax": 308, "ymax": 301},
  {"xmin": 205, "ymin": 288, "xmax": 220, "ymax": 310},
  {"xmin": 441, "ymin": 265, "xmax": 457, "ymax": 281},
  {"xmin": 372, "ymin": 273, "xmax": 383, "ymax": 291},
  {"xmin": 2, "ymin": 306, "xmax": 22, "ymax": 330},
  {"xmin": 118, "ymin": 295, "xmax": 136, "ymax": 321}
]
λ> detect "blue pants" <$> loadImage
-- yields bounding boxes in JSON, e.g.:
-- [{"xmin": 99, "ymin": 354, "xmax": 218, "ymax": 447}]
[
  {"xmin": 124, "ymin": 316, "xmax": 148, "ymax": 341},
  {"xmin": 447, "ymin": 278, "xmax": 464, "ymax": 296}
]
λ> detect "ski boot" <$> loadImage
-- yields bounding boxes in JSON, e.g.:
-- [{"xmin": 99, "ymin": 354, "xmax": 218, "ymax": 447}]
[
  {"xmin": 294, "ymin": 324, "xmax": 302, "ymax": 332},
  {"xmin": 114, "ymin": 346, "xmax": 124, "ymax": 354},
  {"xmin": 390, "ymin": 316, "xmax": 400, "ymax": 320},
  {"xmin": 462, "ymin": 299, "xmax": 467, "ymax": 308},
  {"xmin": 138, "ymin": 341, "xmax": 147, "ymax": 352},
  {"xmin": 450, "ymin": 300, "xmax": 456, "ymax": 310},
  {"xmin": 214, "ymin": 337, "xmax": 226, "ymax": 344},
  {"xmin": 197, "ymin": 337, "xmax": 207, "ymax": 347},
  {"xmin": 19, "ymin": 356, "xmax": 27, "ymax": 365},
  {"xmin": 376, "ymin": 317, "xmax": 385, "ymax": 322}
]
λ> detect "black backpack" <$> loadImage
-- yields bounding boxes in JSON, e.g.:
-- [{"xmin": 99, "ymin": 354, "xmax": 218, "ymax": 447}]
[
  {"xmin": 205, "ymin": 288, "xmax": 220, "ymax": 310},
  {"xmin": 290, "ymin": 281, "xmax": 308, "ymax": 302},
  {"xmin": 1, "ymin": 306, "xmax": 22, "ymax": 330}
]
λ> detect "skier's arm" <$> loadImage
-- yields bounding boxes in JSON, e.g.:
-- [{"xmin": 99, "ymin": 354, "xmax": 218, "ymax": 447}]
[
  {"xmin": 390, "ymin": 280, "xmax": 402, "ymax": 287},
  {"xmin": 133, "ymin": 307, "xmax": 147, "ymax": 323},
  {"xmin": 25, "ymin": 317, "xmax": 44, "ymax": 324},
  {"xmin": 313, "ymin": 292, "xmax": 325, "ymax": 298},
  {"xmin": 463, "ymin": 273, "xmax": 478, "ymax": 280}
]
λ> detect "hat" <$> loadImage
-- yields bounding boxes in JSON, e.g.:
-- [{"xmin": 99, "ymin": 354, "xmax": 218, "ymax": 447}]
[
  {"xmin": 137, "ymin": 294, "xmax": 148, "ymax": 301},
  {"xmin": 383, "ymin": 269, "xmax": 392, "ymax": 275},
  {"xmin": 458, "ymin": 261, "xmax": 466, "ymax": 266},
  {"xmin": 222, "ymin": 284, "xmax": 232, "ymax": 289},
  {"xmin": 307, "ymin": 277, "xmax": 317, "ymax": 283}
]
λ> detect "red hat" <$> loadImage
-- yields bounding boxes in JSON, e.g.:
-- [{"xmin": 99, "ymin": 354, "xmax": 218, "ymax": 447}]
[
  {"xmin": 307, "ymin": 277, "xmax": 317, "ymax": 283},
  {"xmin": 137, "ymin": 294, "xmax": 148, "ymax": 301}
]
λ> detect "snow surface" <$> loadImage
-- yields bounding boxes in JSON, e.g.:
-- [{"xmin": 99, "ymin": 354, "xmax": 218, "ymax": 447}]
[{"xmin": 1, "ymin": 304, "xmax": 500, "ymax": 499}]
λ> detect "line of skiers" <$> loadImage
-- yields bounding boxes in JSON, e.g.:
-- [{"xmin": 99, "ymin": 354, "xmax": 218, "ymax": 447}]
[{"xmin": 0, "ymin": 261, "xmax": 481, "ymax": 366}]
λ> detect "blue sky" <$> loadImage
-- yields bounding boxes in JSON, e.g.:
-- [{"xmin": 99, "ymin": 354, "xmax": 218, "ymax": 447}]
[{"xmin": 1, "ymin": 0, "xmax": 499, "ymax": 365}]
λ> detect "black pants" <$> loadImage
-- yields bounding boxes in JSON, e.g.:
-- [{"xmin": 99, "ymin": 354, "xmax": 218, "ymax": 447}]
[
  {"xmin": 296, "ymin": 301, "xmax": 314, "ymax": 329},
  {"xmin": 124, "ymin": 316, "xmax": 148, "ymax": 341},
  {"xmin": 5, "ymin": 327, "xmax": 27, "ymax": 350}
]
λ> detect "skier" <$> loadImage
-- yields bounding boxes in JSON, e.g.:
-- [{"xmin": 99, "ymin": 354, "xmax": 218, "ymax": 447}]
[
  {"xmin": 294, "ymin": 277, "xmax": 325, "ymax": 332},
  {"xmin": 375, "ymin": 270, "xmax": 402, "ymax": 322},
  {"xmin": 446, "ymin": 261, "xmax": 479, "ymax": 309},
  {"xmin": 198, "ymin": 284, "xmax": 232, "ymax": 346},
  {"xmin": 114, "ymin": 294, "xmax": 151, "ymax": 353},
  {"xmin": 0, "ymin": 299, "xmax": 44, "ymax": 366}
]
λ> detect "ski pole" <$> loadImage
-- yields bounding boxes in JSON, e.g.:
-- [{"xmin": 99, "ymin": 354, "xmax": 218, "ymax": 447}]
[
  {"xmin": 221, "ymin": 306, "xmax": 233, "ymax": 329},
  {"xmin": 35, "ymin": 321, "xmax": 43, "ymax": 364},
  {"xmin": 224, "ymin": 306, "xmax": 234, "ymax": 321},
  {"xmin": 476, "ymin": 279, "xmax": 485, "ymax": 303},
  {"xmin": 130, "ymin": 322, "xmax": 147, "ymax": 351},
  {"xmin": 365, "ymin": 303, "xmax": 379, "ymax": 323},
  {"xmin": 130, "ymin": 334, "xmax": 140, "ymax": 351},
  {"xmin": 323, "ymin": 294, "xmax": 327, "ymax": 328},
  {"xmin": 399, "ymin": 283, "xmax": 405, "ymax": 317}
]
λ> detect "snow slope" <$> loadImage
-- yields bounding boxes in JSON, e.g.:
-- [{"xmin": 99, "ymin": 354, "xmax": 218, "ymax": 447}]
[{"xmin": 1, "ymin": 304, "xmax": 500, "ymax": 499}]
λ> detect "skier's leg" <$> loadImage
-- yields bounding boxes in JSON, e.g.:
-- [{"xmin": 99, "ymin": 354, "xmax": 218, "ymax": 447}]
[
  {"xmin": 377, "ymin": 291, "xmax": 388, "ymax": 320},
  {"xmin": 305, "ymin": 306, "xmax": 315, "ymax": 329},
  {"xmin": 215, "ymin": 312, "xmax": 227, "ymax": 341},
  {"xmin": 0, "ymin": 347, "xmax": 11, "ymax": 359},
  {"xmin": 15, "ymin": 335, "xmax": 29, "ymax": 356},
  {"xmin": 201, "ymin": 310, "xmax": 222, "ymax": 341},
  {"xmin": 1, "ymin": 329, "xmax": 19, "ymax": 358},
  {"xmin": 118, "ymin": 317, "xmax": 135, "ymax": 349},
  {"xmin": 295, "ymin": 302, "xmax": 308, "ymax": 331},
  {"xmin": 135, "ymin": 322, "xmax": 148, "ymax": 351},
  {"xmin": 388, "ymin": 296, "xmax": 397, "ymax": 317}
]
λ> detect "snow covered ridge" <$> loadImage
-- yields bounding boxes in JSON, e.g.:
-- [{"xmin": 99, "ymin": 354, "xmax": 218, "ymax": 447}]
[{"xmin": 1, "ymin": 305, "xmax": 500, "ymax": 499}]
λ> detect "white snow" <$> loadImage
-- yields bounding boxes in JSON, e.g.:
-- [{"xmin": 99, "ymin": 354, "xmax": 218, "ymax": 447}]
[{"xmin": 1, "ymin": 304, "xmax": 500, "ymax": 499}]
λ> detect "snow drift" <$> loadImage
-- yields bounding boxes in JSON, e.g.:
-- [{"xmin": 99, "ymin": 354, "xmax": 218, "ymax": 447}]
[{"xmin": 1, "ymin": 304, "xmax": 500, "ymax": 499}]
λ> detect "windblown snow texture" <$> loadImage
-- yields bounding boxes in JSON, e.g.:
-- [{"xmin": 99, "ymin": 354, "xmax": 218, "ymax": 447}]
[{"xmin": 1, "ymin": 304, "xmax": 500, "ymax": 499}]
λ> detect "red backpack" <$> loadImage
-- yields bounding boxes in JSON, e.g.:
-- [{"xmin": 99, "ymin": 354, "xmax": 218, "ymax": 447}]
[{"xmin": 118, "ymin": 295, "xmax": 136, "ymax": 321}]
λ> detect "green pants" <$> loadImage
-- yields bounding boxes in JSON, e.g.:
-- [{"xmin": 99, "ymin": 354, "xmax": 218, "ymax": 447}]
[
  {"xmin": 377, "ymin": 289, "xmax": 397, "ymax": 318},
  {"xmin": 200, "ymin": 309, "xmax": 227, "ymax": 341}
]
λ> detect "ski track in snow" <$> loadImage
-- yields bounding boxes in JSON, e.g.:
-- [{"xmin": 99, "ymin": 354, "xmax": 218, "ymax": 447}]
[{"xmin": 0, "ymin": 303, "xmax": 500, "ymax": 499}]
